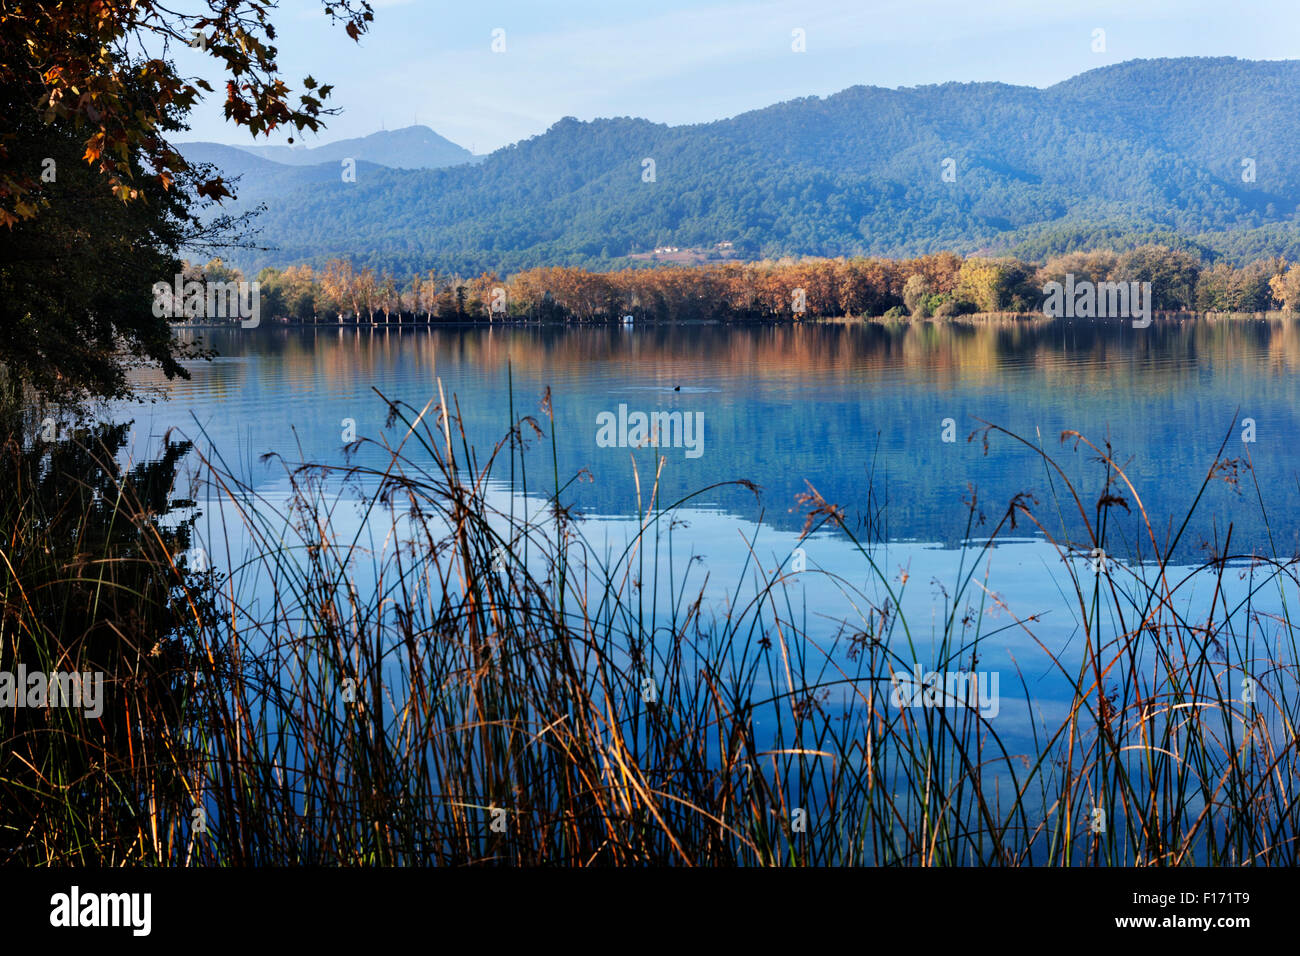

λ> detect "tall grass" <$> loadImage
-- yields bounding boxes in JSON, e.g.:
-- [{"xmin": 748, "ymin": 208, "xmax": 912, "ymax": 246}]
[{"xmin": 2, "ymin": 386, "xmax": 1298, "ymax": 865}]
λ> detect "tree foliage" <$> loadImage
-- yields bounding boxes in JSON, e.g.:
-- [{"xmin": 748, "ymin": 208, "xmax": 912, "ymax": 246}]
[
  {"xmin": 0, "ymin": 0, "xmax": 371, "ymax": 400},
  {"xmin": 234, "ymin": 245, "xmax": 1296, "ymax": 326}
]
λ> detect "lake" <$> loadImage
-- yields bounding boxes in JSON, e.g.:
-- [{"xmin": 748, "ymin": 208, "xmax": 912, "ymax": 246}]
[
  {"xmin": 124, "ymin": 316, "xmax": 1300, "ymax": 550},
  {"xmin": 114, "ymin": 316, "xmax": 1300, "ymax": 771}
]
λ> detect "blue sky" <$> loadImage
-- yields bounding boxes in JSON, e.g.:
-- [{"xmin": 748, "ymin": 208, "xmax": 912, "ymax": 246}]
[{"xmin": 177, "ymin": 0, "xmax": 1300, "ymax": 153}]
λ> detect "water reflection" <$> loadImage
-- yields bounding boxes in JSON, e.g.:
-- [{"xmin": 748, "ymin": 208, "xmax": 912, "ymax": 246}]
[{"xmin": 125, "ymin": 317, "xmax": 1300, "ymax": 561}]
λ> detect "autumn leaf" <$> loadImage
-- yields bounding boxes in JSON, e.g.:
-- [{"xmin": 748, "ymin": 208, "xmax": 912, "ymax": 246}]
[{"xmin": 196, "ymin": 177, "xmax": 233, "ymax": 202}]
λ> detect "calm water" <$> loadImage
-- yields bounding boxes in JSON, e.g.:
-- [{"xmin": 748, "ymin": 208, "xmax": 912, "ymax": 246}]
[
  {"xmin": 114, "ymin": 317, "xmax": 1300, "ymax": 756},
  {"xmin": 126, "ymin": 317, "xmax": 1300, "ymax": 554}
]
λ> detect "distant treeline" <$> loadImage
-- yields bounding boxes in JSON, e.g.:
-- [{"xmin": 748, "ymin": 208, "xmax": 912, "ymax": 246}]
[{"xmin": 190, "ymin": 246, "xmax": 1300, "ymax": 324}]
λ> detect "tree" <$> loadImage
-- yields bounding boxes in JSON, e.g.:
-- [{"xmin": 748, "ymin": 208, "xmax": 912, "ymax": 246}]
[
  {"xmin": 903, "ymin": 274, "xmax": 931, "ymax": 317},
  {"xmin": 1116, "ymin": 246, "xmax": 1201, "ymax": 311},
  {"xmin": 418, "ymin": 270, "xmax": 441, "ymax": 321},
  {"xmin": 1, "ymin": 0, "xmax": 373, "ymax": 226},
  {"xmin": 358, "ymin": 268, "xmax": 379, "ymax": 322},
  {"xmin": 258, "ymin": 265, "xmax": 321, "ymax": 323},
  {"xmin": 1270, "ymin": 264, "xmax": 1300, "ymax": 313},
  {"xmin": 282, "ymin": 265, "xmax": 323, "ymax": 323},
  {"xmin": 0, "ymin": 103, "xmax": 203, "ymax": 401},
  {"xmin": 0, "ymin": 0, "xmax": 372, "ymax": 400},
  {"xmin": 379, "ymin": 273, "xmax": 398, "ymax": 323},
  {"xmin": 322, "ymin": 259, "xmax": 363, "ymax": 322}
]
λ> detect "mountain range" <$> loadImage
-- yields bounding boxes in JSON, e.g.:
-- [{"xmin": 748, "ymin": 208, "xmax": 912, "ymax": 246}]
[
  {"xmin": 182, "ymin": 124, "xmax": 476, "ymax": 173},
  {"xmin": 180, "ymin": 57, "xmax": 1300, "ymax": 277}
]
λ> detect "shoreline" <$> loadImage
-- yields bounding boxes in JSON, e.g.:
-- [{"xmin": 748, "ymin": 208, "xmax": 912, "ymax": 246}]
[{"xmin": 169, "ymin": 310, "xmax": 1296, "ymax": 331}]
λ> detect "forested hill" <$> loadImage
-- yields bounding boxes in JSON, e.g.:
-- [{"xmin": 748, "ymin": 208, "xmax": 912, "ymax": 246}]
[{"xmin": 190, "ymin": 57, "xmax": 1300, "ymax": 277}]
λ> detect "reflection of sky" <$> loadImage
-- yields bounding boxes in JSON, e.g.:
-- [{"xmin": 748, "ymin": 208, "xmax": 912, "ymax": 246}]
[
  {"xmin": 120, "ymin": 321, "xmax": 1300, "ymax": 558},
  {"xmin": 154, "ymin": 460, "xmax": 1289, "ymax": 773},
  {"xmin": 108, "ymin": 322, "xmax": 1300, "ymax": 837}
]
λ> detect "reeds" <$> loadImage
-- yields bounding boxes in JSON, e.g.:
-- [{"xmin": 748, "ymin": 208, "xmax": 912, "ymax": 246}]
[{"xmin": 2, "ymin": 388, "xmax": 1298, "ymax": 866}]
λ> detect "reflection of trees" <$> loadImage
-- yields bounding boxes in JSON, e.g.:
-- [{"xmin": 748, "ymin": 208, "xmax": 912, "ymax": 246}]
[{"xmin": 138, "ymin": 320, "xmax": 1300, "ymax": 561}]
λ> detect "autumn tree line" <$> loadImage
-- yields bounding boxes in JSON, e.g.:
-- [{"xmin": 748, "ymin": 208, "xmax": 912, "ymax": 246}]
[{"xmin": 184, "ymin": 247, "xmax": 1300, "ymax": 326}]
